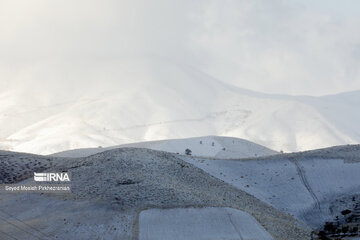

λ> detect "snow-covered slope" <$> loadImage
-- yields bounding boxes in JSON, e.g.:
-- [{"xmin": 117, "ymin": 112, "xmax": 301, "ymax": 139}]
[
  {"xmin": 139, "ymin": 208, "xmax": 274, "ymax": 240},
  {"xmin": 0, "ymin": 148, "xmax": 309, "ymax": 240},
  {"xmin": 0, "ymin": 57, "xmax": 359, "ymax": 155},
  {"xmin": 179, "ymin": 145, "xmax": 360, "ymax": 227},
  {"xmin": 51, "ymin": 136, "xmax": 277, "ymax": 158}
]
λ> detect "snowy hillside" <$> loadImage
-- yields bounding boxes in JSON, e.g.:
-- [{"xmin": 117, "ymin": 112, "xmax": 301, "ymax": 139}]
[
  {"xmin": 51, "ymin": 136, "xmax": 277, "ymax": 158},
  {"xmin": 179, "ymin": 144, "xmax": 360, "ymax": 229},
  {"xmin": 0, "ymin": 57, "xmax": 359, "ymax": 155},
  {"xmin": 2, "ymin": 146, "xmax": 359, "ymax": 239},
  {"xmin": 0, "ymin": 148, "xmax": 309, "ymax": 240},
  {"xmin": 139, "ymin": 208, "xmax": 274, "ymax": 240}
]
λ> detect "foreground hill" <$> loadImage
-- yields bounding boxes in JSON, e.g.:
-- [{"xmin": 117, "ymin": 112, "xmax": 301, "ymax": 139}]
[
  {"xmin": 1, "ymin": 145, "xmax": 360, "ymax": 239},
  {"xmin": 1, "ymin": 58, "xmax": 359, "ymax": 155},
  {"xmin": 51, "ymin": 136, "xmax": 277, "ymax": 158},
  {"xmin": 0, "ymin": 148, "xmax": 308, "ymax": 240},
  {"xmin": 180, "ymin": 144, "xmax": 360, "ymax": 238}
]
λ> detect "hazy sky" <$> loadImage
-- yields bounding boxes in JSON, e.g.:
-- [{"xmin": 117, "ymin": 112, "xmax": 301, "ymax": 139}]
[{"xmin": 1, "ymin": 0, "xmax": 360, "ymax": 96}]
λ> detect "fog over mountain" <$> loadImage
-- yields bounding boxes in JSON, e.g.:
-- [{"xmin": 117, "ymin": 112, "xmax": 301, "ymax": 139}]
[
  {"xmin": 2, "ymin": 0, "xmax": 360, "ymax": 95},
  {"xmin": 1, "ymin": 56, "xmax": 359, "ymax": 154},
  {"xmin": 1, "ymin": 0, "xmax": 360, "ymax": 154}
]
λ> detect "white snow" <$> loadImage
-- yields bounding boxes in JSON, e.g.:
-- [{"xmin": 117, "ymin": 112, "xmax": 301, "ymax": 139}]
[
  {"xmin": 1, "ymin": 148, "xmax": 308, "ymax": 240},
  {"xmin": 139, "ymin": 207, "xmax": 274, "ymax": 240},
  {"xmin": 180, "ymin": 155, "xmax": 360, "ymax": 226},
  {"xmin": 0, "ymin": 192, "xmax": 136, "ymax": 240},
  {"xmin": 51, "ymin": 136, "xmax": 277, "ymax": 158},
  {"xmin": 0, "ymin": 57, "xmax": 359, "ymax": 155}
]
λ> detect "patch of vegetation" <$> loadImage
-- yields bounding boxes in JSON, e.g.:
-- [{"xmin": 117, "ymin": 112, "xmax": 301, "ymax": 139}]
[{"xmin": 313, "ymin": 196, "xmax": 360, "ymax": 239}]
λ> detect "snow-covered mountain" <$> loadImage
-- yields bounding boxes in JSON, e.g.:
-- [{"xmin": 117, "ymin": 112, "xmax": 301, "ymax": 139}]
[
  {"xmin": 2, "ymin": 145, "xmax": 359, "ymax": 239},
  {"xmin": 0, "ymin": 57, "xmax": 359, "ymax": 155},
  {"xmin": 180, "ymin": 145, "xmax": 360, "ymax": 228},
  {"xmin": 0, "ymin": 148, "xmax": 311, "ymax": 240},
  {"xmin": 51, "ymin": 136, "xmax": 277, "ymax": 158}
]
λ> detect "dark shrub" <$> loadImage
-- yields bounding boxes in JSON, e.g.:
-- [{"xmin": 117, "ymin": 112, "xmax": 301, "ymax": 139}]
[{"xmin": 185, "ymin": 149, "xmax": 192, "ymax": 155}]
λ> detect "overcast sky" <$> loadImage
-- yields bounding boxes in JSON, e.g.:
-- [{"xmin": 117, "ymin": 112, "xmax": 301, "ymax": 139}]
[{"xmin": 1, "ymin": 0, "xmax": 360, "ymax": 96}]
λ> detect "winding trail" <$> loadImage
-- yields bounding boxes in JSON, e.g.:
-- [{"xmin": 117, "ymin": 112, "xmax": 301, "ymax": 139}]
[{"xmin": 291, "ymin": 159, "xmax": 321, "ymax": 211}]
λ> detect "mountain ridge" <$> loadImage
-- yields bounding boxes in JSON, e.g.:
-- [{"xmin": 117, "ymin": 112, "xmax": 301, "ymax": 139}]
[{"xmin": 0, "ymin": 58, "xmax": 359, "ymax": 154}]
